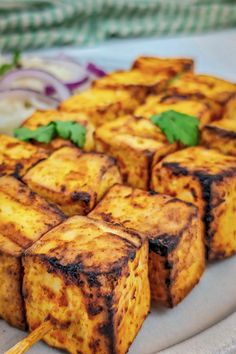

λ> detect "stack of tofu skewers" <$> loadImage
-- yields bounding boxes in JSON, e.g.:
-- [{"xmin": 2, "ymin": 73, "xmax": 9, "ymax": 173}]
[{"xmin": 2, "ymin": 56, "xmax": 236, "ymax": 354}]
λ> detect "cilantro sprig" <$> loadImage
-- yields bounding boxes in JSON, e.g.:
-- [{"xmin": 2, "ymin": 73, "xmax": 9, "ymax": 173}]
[
  {"xmin": 151, "ymin": 110, "xmax": 200, "ymax": 146},
  {"xmin": 14, "ymin": 121, "xmax": 86, "ymax": 148},
  {"xmin": 0, "ymin": 51, "xmax": 21, "ymax": 76}
]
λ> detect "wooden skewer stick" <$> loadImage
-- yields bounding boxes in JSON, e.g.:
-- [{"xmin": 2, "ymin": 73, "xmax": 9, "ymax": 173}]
[{"xmin": 4, "ymin": 320, "xmax": 54, "ymax": 354}]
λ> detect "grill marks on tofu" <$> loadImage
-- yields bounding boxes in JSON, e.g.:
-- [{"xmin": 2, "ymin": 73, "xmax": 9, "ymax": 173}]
[
  {"xmin": 95, "ymin": 116, "xmax": 177, "ymax": 189},
  {"xmin": 23, "ymin": 146, "xmax": 122, "ymax": 216},
  {"xmin": 202, "ymin": 119, "xmax": 236, "ymax": 156},
  {"xmin": 89, "ymin": 184, "xmax": 205, "ymax": 307},
  {"xmin": 167, "ymin": 73, "xmax": 236, "ymax": 105},
  {"xmin": 23, "ymin": 216, "xmax": 150, "ymax": 354},
  {"xmin": 93, "ymin": 70, "xmax": 172, "ymax": 103},
  {"xmin": 151, "ymin": 147, "xmax": 236, "ymax": 260},
  {"xmin": 135, "ymin": 94, "xmax": 222, "ymax": 127},
  {"xmin": 223, "ymin": 95, "xmax": 236, "ymax": 120},
  {"xmin": 0, "ymin": 134, "xmax": 48, "ymax": 178},
  {"xmin": 132, "ymin": 56, "xmax": 194, "ymax": 75},
  {"xmin": 60, "ymin": 88, "xmax": 140, "ymax": 126},
  {"xmin": 21, "ymin": 109, "xmax": 95, "ymax": 152},
  {"xmin": 0, "ymin": 176, "xmax": 66, "ymax": 329}
]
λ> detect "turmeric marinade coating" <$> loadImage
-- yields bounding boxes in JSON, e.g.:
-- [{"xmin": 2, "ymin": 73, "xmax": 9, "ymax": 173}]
[
  {"xmin": 152, "ymin": 147, "xmax": 236, "ymax": 260},
  {"xmin": 90, "ymin": 184, "xmax": 204, "ymax": 307},
  {"xmin": 0, "ymin": 134, "xmax": 48, "ymax": 178},
  {"xmin": 23, "ymin": 216, "xmax": 150, "ymax": 354},
  {"xmin": 93, "ymin": 70, "xmax": 172, "ymax": 103},
  {"xmin": 95, "ymin": 115, "xmax": 177, "ymax": 189},
  {"xmin": 60, "ymin": 88, "xmax": 140, "ymax": 126},
  {"xmin": 23, "ymin": 146, "xmax": 122, "ymax": 216},
  {"xmin": 223, "ymin": 95, "xmax": 236, "ymax": 120},
  {"xmin": 202, "ymin": 119, "xmax": 236, "ymax": 157},
  {"xmin": 0, "ymin": 175, "xmax": 65, "ymax": 329},
  {"xmin": 135, "ymin": 93, "xmax": 222, "ymax": 127},
  {"xmin": 132, "ymin": 56, "xmax": 194, "ymax": 75},
  {"xmin": 21, "ymin": 109, "xmax": 95, "ymax": 152},
  {"xmin": 167, "ymin": 73, "xmax": 236, "ymax": 105}
]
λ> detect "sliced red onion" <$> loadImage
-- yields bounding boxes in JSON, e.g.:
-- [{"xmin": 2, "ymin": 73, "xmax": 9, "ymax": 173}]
[
  {"xmin": 86, "ymin": 62, "xmax": 106, "ymax": 78},
  {"xmin": 0, "ymin": 88, "xmax": 59, "ymax": 108},
  {"xmin": 45, "ymin": 76, "xmax": 89, "ymax": 95},
  {"xmin": 22, "ymin": 56, "xmax": 89, "ymax": 93},
  {"xmin": 0, "ymin": 68, "xmax": 70, "ymax": 101}
]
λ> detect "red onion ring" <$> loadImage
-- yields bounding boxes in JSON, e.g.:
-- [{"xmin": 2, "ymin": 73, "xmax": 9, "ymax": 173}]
[
  {"xmin": 0, "ymin": 68, "xmax": 70, "ymax": 101},
  {"xmin": 86, "ymin": 62, "xmax": 106, "ymax": 78},
  {"xmin": 0, "ymin": 88, "xmax": 59, "ymax": 108}
]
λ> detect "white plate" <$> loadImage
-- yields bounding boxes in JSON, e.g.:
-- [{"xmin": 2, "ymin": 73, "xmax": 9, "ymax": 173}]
[{"xmin": 1, "ymin": 29, "xmax": 236, "ymax": 354}]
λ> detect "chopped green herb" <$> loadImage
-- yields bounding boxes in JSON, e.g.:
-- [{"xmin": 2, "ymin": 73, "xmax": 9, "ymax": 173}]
[
  {"xmin": 0, "ymin": 51, "xmax": 21, "ymax": 76},
  {"xmin": 151, "ymin": 110, "xmax": 200, "ymax": 146},
  {"xmin": 14, "ymin": 121, "xmax": 86, "ymax": 148}
]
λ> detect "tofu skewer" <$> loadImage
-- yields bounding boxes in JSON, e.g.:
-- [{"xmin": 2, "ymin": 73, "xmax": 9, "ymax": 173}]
[{"xmin": 5, "ymin": 321, "xmax": 53, "ymax": 354}]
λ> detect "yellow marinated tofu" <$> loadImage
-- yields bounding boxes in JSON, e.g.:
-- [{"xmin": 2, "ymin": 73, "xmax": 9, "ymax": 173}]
[
  {"xmin": 89, "ymin": 184, "xmax": 204, "ymax": 307},
  {"xmin": 151, "ymin": 147, "xmax": 236, "ymax": 260},
  {"xmin": 135, "ymin": 93, "xmax": 221, "ymax": 127},
  {"xmin": 23, "ymin": 216, "xmax": 150, "ymax": 354},
  {"xmin": 168, "ymin": 73, "xmax": 236, "ymax": 105},
  {"xmin": 95, "ymin": 115, "xmax": 177, "ymax": 189},
  {"xmin": 202, "ymin": 119, "xmax": 236, "ymax": 156},
  {"xmin": 223, "ymin": 95, "xmax": 236, "ymax": 120},
  {"xmin": 0, "ymin": 176, "xmax": 65, "ymax": 329},
  {"xmin": 0, "ymin": 134, "xmax": 48, "ymax": 178},
  {"xmin": 21, "ymin": 109, "xmax": 95, "ymax": 152},
  {"xmin": 132, "ymin": 56, "xmax": 194, "ymax": 75},
  {"xmin": 93, "ymin": 69, "xmax": 172, "ymax": 102},
  {"xmin": 23, "ymin": 146, "xmax": 122, "ymax": 216},
  {"xmin": 60, "ymin": 88, "xmax": 140, "ymax": 126}
]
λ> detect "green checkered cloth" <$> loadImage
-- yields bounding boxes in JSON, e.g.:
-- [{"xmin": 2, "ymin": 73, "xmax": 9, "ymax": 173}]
[{"xmin": 1, "ymin": 0, "xmax": 236, "ymax": 51}]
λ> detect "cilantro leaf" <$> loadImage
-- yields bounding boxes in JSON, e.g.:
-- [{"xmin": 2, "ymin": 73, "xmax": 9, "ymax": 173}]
[
  {"xmin": 14, "ymin": 120, "xmax": 86, "ymax": 148},
  {"xmin": 151, "ymin": 110, "xmax": 200, "ymax": 146},
  {"xmin": 70, "ymin": 123, "xmax": 86, "ymax": 148},
  {"xmin": 55, "ymin": 121, "xmax": 72, "ymax": 139},
  {"xmin": 14, "ymin": 127, "xmax": 37, "ymax": 141},
  {"xmin": 0, "ymin": 51, "xmax": 21, "ymax": 76}
]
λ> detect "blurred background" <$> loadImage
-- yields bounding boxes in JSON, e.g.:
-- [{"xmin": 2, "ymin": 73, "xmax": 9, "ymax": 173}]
[{"xmin": 0, "ymin": 0, "xmax": 236, "ymax": 52}]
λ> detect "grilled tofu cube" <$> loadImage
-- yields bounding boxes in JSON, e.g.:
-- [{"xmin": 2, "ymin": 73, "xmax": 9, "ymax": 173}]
[
  {"xmin": 132, "ymin": 56, "xmax": 194, "ymax": 75},
  {"xmin": 0, "ymin": 134, "xmax": 48, "ymax": 178},
  {"xmin": 60, "ymin": 88, "xmax": 139, "ymax": 126},
  {"xmin": 168, "ymin": 73, "xmax": 236, "ymax": 105},
  {"xmin": 23, "ymin": 216, "xmax": 150, "ymax": 354},
  {"xmin": 223, "ymin": 95, "xmax": 236, "ymax": 120},
  {"xmin": 135, "ymin": 94, "xmax": 221, "ymax": 127},
  {"xmin": 89, "ymin": 184, "xmax": 204, "ymax": 307},
  {"xmin": 93, "ymin": 70, "xmax": 172, "ymax": 102},
  {"xmin": 95, "ymin": 115, "xmax": 177, "ymax": 189},
  {"xmin": 202, "ymin": 119, "xmax": 236, "ymax": 156},
  {"xmin": 21, "ymin": 109, "xmax": 95, "ymax": 152},
  {"xmin": 151, "ymin": 147, "xmax": 236, "ymax": 260},
  {"xmin": 23, "ymin": 146, "xmax": 122, "ymax": 216},
  {"xmin": 0, "ymin": 176, "xmax": 65, "ymax": 329}
]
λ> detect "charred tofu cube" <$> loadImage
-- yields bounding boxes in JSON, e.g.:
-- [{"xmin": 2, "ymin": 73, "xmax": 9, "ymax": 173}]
[
  {"xmin": 223, "ymin": 95, "xmax": 236, "ymax": 120},
  {"xmin": 135, "ymin": 94, "xmax": 221, "ymax": 127},
  {"xmin": 151, "ymin": 147, "xmax": 236, "ymax": 260},
  {"xmin": 23, "ymin": 146, "xmax": 122, "ymax": 216},
  {"xmin": 95, "ymin": 115, "xmax": 177, "ymax": 189},
  {"xmin": 93, "ymin": 70, "xmax": 171, "ymax": 103},
  {"xmin": 0, "ymin": 134, "xmax": 48, "ymax": 178},
  {"xmin": 60, "ymin": 88, "xmax": 140, "ymax": 126},
  {"xmin": 132, "ymin": 56, "xmax": 194, "ymax": 75},
  {"xmin": 202, "ymin": 119, "xmax": 236, "ymax": 157},
  {"xmin": 89, "ymin": 184, "xmax": 204, "ymax": 307},
  {"xmin": 0, "ymin": 176, "xmax": 65, "ymax": 329},
  {"xmin": 168, "ymin": 73, "xmax": 236, "ymax": 105},
  {"xmin": 23, "ymin": 216, "xmax": 150, "ymax": 354},
  {"xmin": 21, "ymin": 109, "xmax": 95, "ymax": 152}
]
